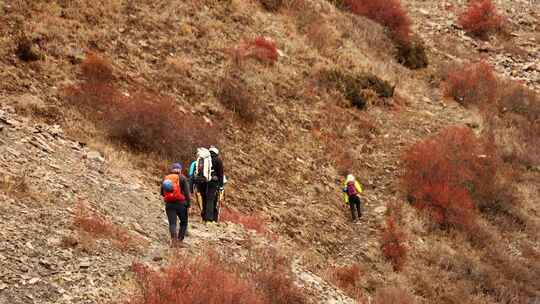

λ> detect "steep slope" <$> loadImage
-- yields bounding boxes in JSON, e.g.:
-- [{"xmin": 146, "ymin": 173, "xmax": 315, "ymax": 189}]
[
  {"xmin": 0, "ymin": 104, "xmax": 355, "ymax": 303},
  {"xmin": 0, "ymin": 0, "xmax": 539, "ymax": 303}
]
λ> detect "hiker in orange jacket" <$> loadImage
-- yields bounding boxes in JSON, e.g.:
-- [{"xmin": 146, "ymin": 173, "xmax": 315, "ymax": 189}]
[
  {"xmin": 342, "ymin": 174, "xmax": 364, "ymax": 221},
  {"xmin": 161, "ymin": 163, "xmax": 191, "ymax": 247}
]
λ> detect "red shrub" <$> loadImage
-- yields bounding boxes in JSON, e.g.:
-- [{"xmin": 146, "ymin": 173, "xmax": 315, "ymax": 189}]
[
  {"xmin": 401, "ymin": 127, "xmax": 500, "ymax": 229},
  {"xmin": 344, "ymin": 0, "xmax": 412, "ymax": 45},
  {"xmin": 220, "ymin": 207, "xmax": 268, "ymax": 235},
  {"xmin": 127, "ymin": 256, "xmax": 266, "ymax": 304},
  {"xmin": 233, "ymin": 36, "xmax": 279, "ymax": 64},
  {"xmin": 458, "ymin": 0, "xmax": 504, "ymax": 37},
  {"xmin": 444, "ymin": 61, "xmax": 498, "ymax": 107},
  {"xmin": 65, "ymin": 53, "xmax": 219, "ymax": 163},
  {"xmin": 329, "ymin": 263, "xmax": 363, "ymax": 299},
  {"xmin": 380, "ymin": 216, "xmax": 407, "ymax": 271},
  {"xmin": 80, "ymin": 52, "xmax": 114, "ymax": 83},
  {"xmin": 108, "ymin": 92, "xmax": 218, "ymax": 164},
  {"xmin": 73, "ymin": 202, "xmax": 146, "ymax": 250}
]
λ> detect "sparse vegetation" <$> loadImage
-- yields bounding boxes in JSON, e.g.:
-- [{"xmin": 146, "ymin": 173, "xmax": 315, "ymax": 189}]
[
  {"xmin": 220, "ymin": 207, "xmax": 268, "ymax": 235},
  {"xmin": 65, "ymin": 53, "xmax": 218, "ymax": 164},
  {"xmin": 374, "ymin": 287, "xmax": 415, "ymax": 304},
  {"xmin": 458, "ymin": 0, "xmax": 504, "ymax": 38},
  {"xmin": 0, "ymin": 171, "xmax": 31, "ymax": 199},
  {"xmin": 73, "ymin": 202, "xmax": 146, "ymax": 251},
  {"xmin": 488, "ymin": 82, "xmax": 540, "ymax": 166},
  {"xmin": 217, "ymin": 70, "xmax": 258, "ymax": 123}
]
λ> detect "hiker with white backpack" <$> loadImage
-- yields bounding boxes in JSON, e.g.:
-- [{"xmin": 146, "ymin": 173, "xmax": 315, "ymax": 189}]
[{"xmin": 193, "ymin": 146, "xmax": 224, "ymax": 223}]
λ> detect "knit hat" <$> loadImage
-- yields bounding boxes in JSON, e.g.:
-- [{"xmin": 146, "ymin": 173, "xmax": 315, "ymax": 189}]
[{"xmin": 170, "ymin": 163, "xmax": 182, "ymax": 173}]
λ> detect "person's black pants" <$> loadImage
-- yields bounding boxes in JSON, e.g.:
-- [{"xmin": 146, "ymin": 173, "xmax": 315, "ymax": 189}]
[
  {"xmin": 349, "ymin": 195, "xmax": 362, "ymax": 220},
  {"xmin": 204, "ymin": 181, "xmax": 219, "ymax": 222},
  {"xmin": 197, "ymin": 182, "xmax": 207, "ymax": 219},
  {"xmin": 165, "ymin": 202, "xmax": 188, "ymax": 240}
]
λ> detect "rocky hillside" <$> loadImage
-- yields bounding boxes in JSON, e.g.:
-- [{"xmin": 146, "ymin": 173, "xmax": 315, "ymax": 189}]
[{"xmin": 1, "ymin": 0, "xmax": 539, "ymax": 303}]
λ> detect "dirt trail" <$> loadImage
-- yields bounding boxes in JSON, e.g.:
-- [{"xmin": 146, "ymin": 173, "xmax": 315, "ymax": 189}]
[{"xmin": 0, "ymin": 104, "xmax": 354, "ymax": 304}]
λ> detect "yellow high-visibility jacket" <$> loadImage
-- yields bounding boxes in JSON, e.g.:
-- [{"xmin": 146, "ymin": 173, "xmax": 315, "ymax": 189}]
[{"xmin": 342, "ymin": 180, "xmax": 363, "ymax": 204}]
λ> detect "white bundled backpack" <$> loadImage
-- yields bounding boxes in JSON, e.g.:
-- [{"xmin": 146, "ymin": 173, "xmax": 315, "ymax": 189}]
[{"xmin": 194, "ymin": 147, "xmax": 212, "ymax": 183}]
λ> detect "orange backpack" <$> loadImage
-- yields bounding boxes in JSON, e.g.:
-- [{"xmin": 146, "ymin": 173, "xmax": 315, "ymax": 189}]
[{"xmin": 162, "ymin": 174, "xmax": 186, "ymax": 203}]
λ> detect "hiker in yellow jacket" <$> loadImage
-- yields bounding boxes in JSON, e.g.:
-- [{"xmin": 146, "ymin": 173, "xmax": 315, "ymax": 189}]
[{"xmin": 342, "ymin": 174, "xmax": 364, "ymax": 221}]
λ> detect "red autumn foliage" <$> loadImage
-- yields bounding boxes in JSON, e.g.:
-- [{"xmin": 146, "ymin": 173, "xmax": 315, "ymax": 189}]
[
  {"xmin": 80, "ymin": 52, "xmax": 115, "ymax": 83},
  {"xmin": 109, "ymin": 93, "xmax": 218, "ymax": 164},
  {"xmin": 343, "ymin": 0, "xmax": 412, "ymax": 45},
  {"xmin": 444, "ymin": 61, "xmax": 498, "ymax": 107},
  {"xmin": 127, "ymin": 248, "xmax": 307, "ymax": 304},
  {"xmin": 401, "ymin": 126, "xmax": 500, "ymax": 229},
  {"xmin": 220, "ymin": 207, "xmax": 268, "ymax": 235},
  {"xmin": 65, "ymin": 53, "xmax": 219, "ymax": 163},
  {"xmin": 127, "ymin": 257, "xmax": 266, "ymax": 304},
  {"xmin": 458, "ymin": 0, "xmax": 504, "ymax": 37},
  {"xmin": 380, "ymin": 216, "xmax": 407, "ymax": 271},
  {"xmin": 73, "ymin": 202, "xmax": 146, "ymax": 251},
  {"xmin": 233, "ymin": 36, "xmax": 279, "ymax": 64},
  {"xmin": 327, "ymin": 263, "xmax": 366, "ymax": 300}
]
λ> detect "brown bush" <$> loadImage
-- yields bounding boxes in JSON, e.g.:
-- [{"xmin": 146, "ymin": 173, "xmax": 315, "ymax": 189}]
[
  {"xmin": 108, "ymin": 92, "xmax": 218, "ymax": 164},
  {"xmin": 396, "ymin": 39, "xmax": 429, "ymax": 69},
  {"xmin": 444, "ymin": 61, "xmax": 497, "ymax": 107},
  {"xmin": 242, "ymin": 246, "xmax": 308, "ymax": 304},
  {"xmin": 458, "ymin": 0, "xmax": 504, "ymax": 38},
  {"xmin": 491, "ymin": 82, "xmax": 540, "ymax": 166},
  {"xmin": 317, "ymin": 68, "xmax": 394, "ymax": 109},
  {"xmin": 260, "ymin": 0, "xmax": 283, "ymax": 12},
  {"xmin": 217, "ymin": 72, "xmax": 258, "ymax": 123},
  {"xmin": 374, "ymin": 287, "xmax": 415, "ymax": 304},
  {"xmin": 65, "ymin": 53, "xmax": 219, "ymax": 163},
  {"xmin": 15, "ymin": 37, "xmax": 41, "ymax": 62},
  {"xmin": 73, "ymin": 202, "xmax": 146, "ymax": 251}
]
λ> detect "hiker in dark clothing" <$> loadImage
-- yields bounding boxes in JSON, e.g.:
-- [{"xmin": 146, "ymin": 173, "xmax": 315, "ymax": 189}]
[
  {"xmin": 342, "ymin": 174, "xmax": 364, "ymax": 221},
  {"xmin": 205, "ymin": 146, "xmax": 224, "ymax": 222},
  {"xmin": 160, "ymin": 163, "xmax": 191, "ymax": 247}
]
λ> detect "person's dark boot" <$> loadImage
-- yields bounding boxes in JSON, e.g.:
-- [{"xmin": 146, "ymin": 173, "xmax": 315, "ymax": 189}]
[{"xmin": 170, "ymin": 232, "xmax": 178, "ymax": 248}]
